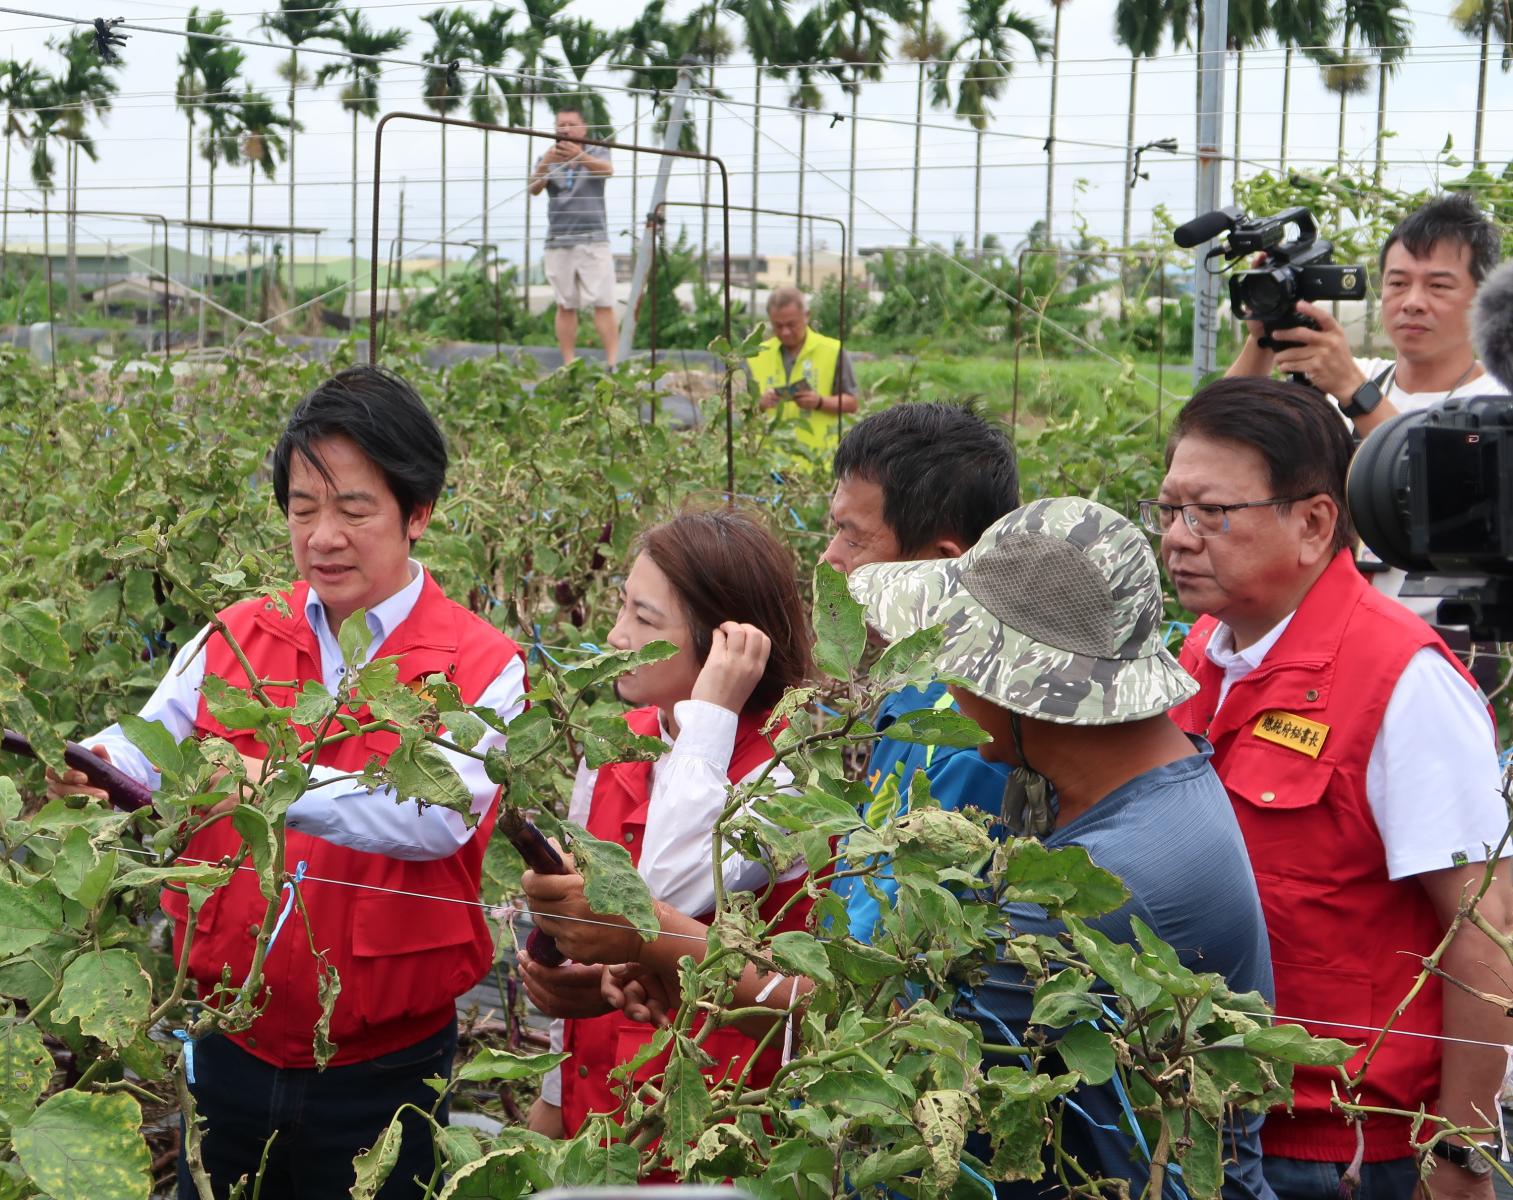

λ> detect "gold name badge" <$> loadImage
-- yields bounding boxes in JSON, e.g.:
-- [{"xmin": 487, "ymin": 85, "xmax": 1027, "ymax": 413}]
[{"xmin": 1253, "ymin": 710, "xmax": 1330, "ymax": 758}]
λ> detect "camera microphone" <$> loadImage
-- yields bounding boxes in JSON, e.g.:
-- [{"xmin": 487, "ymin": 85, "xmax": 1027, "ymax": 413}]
[
  {"xmin": 1173, "ymin": 206, "xmax": 1242, "ymax": 249},
  {"xmin": 1472, "ymin": 259, "xmax": 1513, "ymax": 395}
]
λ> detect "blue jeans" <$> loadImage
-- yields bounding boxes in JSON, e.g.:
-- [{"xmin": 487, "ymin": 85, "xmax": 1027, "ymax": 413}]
[
  {"xmin": 176, "ymin": 1018, "xmax": 457, "ymax": 1200},
  {"xmin": 1264, "ymin": 1154, "xmax": 1419, "ymax": 1200}
]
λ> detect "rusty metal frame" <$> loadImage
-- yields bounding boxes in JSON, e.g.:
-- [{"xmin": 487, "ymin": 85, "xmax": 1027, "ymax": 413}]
[
  {"xmin": 370, "ymin": 112, "xmax": 738, "ymax": 493},
  {"xmin": 1012, "ymin": 246, "xmax": 1172, "ymax": 443},
  {"xmin": 378, "ymin": 235, "xmax": 503, "ymax": 358},
  {"xmin": 2, "ymin": 207, "xmax": 174, "ymax": 366}
]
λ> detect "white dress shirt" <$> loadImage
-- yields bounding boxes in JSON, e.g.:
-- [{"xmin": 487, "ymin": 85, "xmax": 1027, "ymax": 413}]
[
  {"xmin": 86, "ymin": 562, "xmax": 527, "ymax": 862},
  {"xmin": 540, "ymin": 698, "xmax": 802, "ymax": 1105},
  {"xmin": 1206, "ymin": 616, "xmax": 1504, "ymax": 880}
]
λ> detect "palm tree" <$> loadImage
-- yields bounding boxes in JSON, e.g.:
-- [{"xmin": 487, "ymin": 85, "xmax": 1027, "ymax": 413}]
[
  {"xmin": 1165, "ymin": 0, "xmax": 1265, "ymax": 186},
  {"xmin": 901, "ymin": 4, "xmax": 948, "ymax": 247},
  {"xmin": 615, "ymin": 1, "xmax": 675, "ymax": 255},
  {"xmin": 1225, "ymin": 0, "xmax": 1269, "ymax": 190},
  {"xmin": 1, "ymin": 61, "xmax": 46, "ymax": 282},
  {"xmin": 1307, "ymin": 0, "xmax": 1409, "ymax": 173},
  {"xmin": 819, "ymin": 0, "xmax": 915, "ymax": 275},
  {"xmin": 1451, "ymin": 0, "xmax": 1511, "ymax": 170},
  {"xmin": 197, "ymin": 42, "xmax": 244, "ymax": 342},
  {"xmin": 502, "ymin": 0, "xmax": 569, "ymax": 312},
  {"xmin": 782, "ymin": 10, "xmax": 836, "ymax": 287},
  {"xmin": 1368, "ymin": 5, "xmax": 1411, "ymax": 186},
  {"xmin": 741, "ymin": 0, "xmax": 792, "ymax": 311},
  {"xmin": 1113, "ymin": 0, "xmax": 1162, "ymax": 252},
  {"xmin": 463, "ymin": 9, "xmax": 511, "ymax": 286},
  {"xmin": 261, "ymin": 0, "xmax": 339, "ymax": 297},
  {"xmin": 236, "ymin": 89, "xmax": 291, "ymax": 313},
  {"xmin": 319, "ymin": 11, "xmax": 410, "ymax": 299},
  {"xmin": 934, "ymin": 0, "xmax": 1048, "ymax": 258},
  {"xmin": 50, "ymin": 31, "xmax": 122, "ymax": 317},
  {"xmin": 178, "ymin": 10, "xmax": 237, "ymax": 302},
  {"xmin": 421, "ymin": 8, "xmax": 471, "ymax": 283},
  {"xmin": 1043, "ymin": 0, "xmax": 1071, "ymax": 243},
  {"xmin": 1271, "ymin": 0, "xmax": 1333, "ymax": 171}
]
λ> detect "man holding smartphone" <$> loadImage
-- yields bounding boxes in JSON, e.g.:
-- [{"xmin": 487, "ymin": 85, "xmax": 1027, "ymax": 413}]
[
  {"xmin": 530, "ymin": 107, "xmax": 617, "ymax": 368},
  {"xmin": 748, "ymin": 285, "xmax": 859, "ymax": 449}
]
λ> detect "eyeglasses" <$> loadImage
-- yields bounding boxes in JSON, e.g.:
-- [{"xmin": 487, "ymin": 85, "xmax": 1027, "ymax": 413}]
[{"xmin": 1137, "ymin": 496, "xmax": 1312, "ymax": 538}]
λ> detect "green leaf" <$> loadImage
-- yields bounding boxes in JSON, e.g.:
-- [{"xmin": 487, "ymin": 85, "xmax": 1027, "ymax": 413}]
[
  {"xmin": 313, "ymin": 963, "xmax": 341, "ymax": 1069},
  {"xmin": 1055, "ymin": 1022, "xmax": 1115, "ymax": 1085},
  {"xmin": 811, "ymin": 564, "xmax": 867, "ymax": 680},
  {"xmin": 0, "ymin": 1021, "xmax": 53, "ymax": 1121},
  {"xmin": 662, "ymin": 1048, "xmax": 714, "ymax": 1171},
  {"xmin": 55, "ymin": 950, "xmax": 152, "ymax": 1049},
  {"xmin": 998, "ymin": 839, "xmax": 1130, "ymax": 918},
  {"xmin": 438, "ymin": 1144, "xmax": 556, "ymax": 1198},
  {"xmin": 762, "ymin": 686, "xmax": 819, "ymax": 734},
  {"xmin": 913, "ymin": 1089, "xmax": 970, "ymax": 1194},
  {"xmin": 290, "ymin": 682, "xmax": 337, "ymax": 728},
  {"xmin": 770, "ymin": 930, "xmax": 833, "ymax": 986},
  {"xmin": 338, "ymin": 608, "xmax": 374, "ymax": 667},
  {"xmin": 385, "ymin": 739, "xmax": 475, "ymax": 823},
  {"xmin": 874, "ymin": 623, "xmax": 946, "ymax": 683},
  {"xmin": 1029, "ymin": 972, "xmax": 1103, "ymax": 1028},
  {"xmin": 200, "ymin": 674, "xmax": 282, "ymax": 734},
  {"xmin": 0, "ymin": 600, "xmax": 71, "ymax": 674},
  {"xmin": 1241, "ymin": 1023, "xmax": 1354, "ymax": 1066},
  {"xmin": 565, "ymin": 820, "xmax": 659, "ymax": 940},
  {"xmin": 825, "ymin": 939, "xmax": 908, "ymax": 987},
  {"xmin": 350, "ymin": 1110, "xmax": 406, "ymax": 1200},
  {"xmin": 10, "ymin": 688, "xmax": 67, "ymax": 772},
  {"xmin": 439, "ymin": 710, "xmax": 488, "ymax": 751},
  {"xmin": 884, "ymin": 709, "xmax": 988, "ymax": 749},
  {"xmin": 503, "ymin": 704, "xmax": 555, "ymax": 765},
  {"xmin": 231, "ymin": 805, "xmax": 281, "ymax": 902},
  {"xmin": 80, "ymin": 582, "xmax": 122, "ymax": 628},
  {"xmin": 53, "ymin": 826, "xmax": 118, "ymax": 911},
  {"xmin": 119, "ymin": 714, "xmax": 184, "ymax": 779},
  {"xmin": 760, "ymin": 789, "xmax": 864, "ymax": 837},
  {"xmin": 0, "ymin": 777, "xmax": 20, "ymax": 821},
  {"xmin": 0, "ymin": 877, "xmax": 62, "ymax": 957},
  {"xmin": 11, "ymin": 1090, "xmax": 151, "ymax": 1200},
  {"xmin": 453, "ymin": 1047, "xmax": 569, "ymax": 1083},
  {"xmin": 1174, "ymin": 1109, "xmax": 1222, "ymax": 1199},
  {"xmin": 579, "ymin": 716, "xmax": 667, "ymax": 771},
  {"xmin": 562, "ymin": 641, "xmax": 679, "ymax": 692}
]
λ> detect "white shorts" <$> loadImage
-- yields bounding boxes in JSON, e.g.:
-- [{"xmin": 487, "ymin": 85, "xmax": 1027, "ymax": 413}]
[{"xmin": 544, "ymin": 242, "xmax": 616, "ymax": 310}]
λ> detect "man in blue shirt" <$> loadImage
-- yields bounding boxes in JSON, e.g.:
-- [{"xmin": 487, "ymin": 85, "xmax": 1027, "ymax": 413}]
[
  {"xmin": 819, "ymin": 402, "xmax": 1019, "ymax": 942},
  {"xmin": 848, "ymin": 497, "xmax": 1276, "ymax": 1200}
]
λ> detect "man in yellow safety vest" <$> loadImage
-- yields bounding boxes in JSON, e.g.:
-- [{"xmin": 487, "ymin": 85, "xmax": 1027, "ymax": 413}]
[{"xmin": 747, "ymin": 284, "xmax": 859, "ymax": 448}]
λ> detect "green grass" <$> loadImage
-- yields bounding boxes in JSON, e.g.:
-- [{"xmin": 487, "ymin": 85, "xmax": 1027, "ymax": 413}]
[{"xmin": 854, "ymin": 353, "xmax": 1196, "ymax": 430}]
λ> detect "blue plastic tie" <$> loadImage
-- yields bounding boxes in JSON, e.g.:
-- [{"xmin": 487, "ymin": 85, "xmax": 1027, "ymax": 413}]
[
  {"xmin": 578, "ymin": 642, "xmax": 602, "ymax": 654},
  {"xmin": 244, "ymin": 859, "xmax": 308, "ymax": 992},
  {"xmin": 172, "ymin": 1029, "xmax": 196, "ymax": 1084},
  {"xmin": 817, "ymin": 703, "xmax": 844, "ymax": 719}
]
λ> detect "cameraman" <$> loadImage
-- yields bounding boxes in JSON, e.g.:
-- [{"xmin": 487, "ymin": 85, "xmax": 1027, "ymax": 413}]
[{"xmin": 1226, "ymin": 194, "xmax": 1506, "ymax": 625}]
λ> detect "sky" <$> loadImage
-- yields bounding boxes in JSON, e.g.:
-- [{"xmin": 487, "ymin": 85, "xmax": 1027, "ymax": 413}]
[{"xmin": 0, "ymin": 0, "xmax": 1508, "ymax": 286}]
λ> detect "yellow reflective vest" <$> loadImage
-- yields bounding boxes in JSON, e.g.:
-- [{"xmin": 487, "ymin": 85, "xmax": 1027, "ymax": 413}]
[{"xmin": 747, "ymin": 328, "xmax": 844, "ymax": 449}]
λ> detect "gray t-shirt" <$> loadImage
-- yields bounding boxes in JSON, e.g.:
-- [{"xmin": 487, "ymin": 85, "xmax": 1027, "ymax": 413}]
[
  {"xmin": 965, "ymin": 741, "xmax": 1276, "ymax": 1200},
  {"xmin": 544, "ymin": 145, "xmax": 611, "ymax": 248}
]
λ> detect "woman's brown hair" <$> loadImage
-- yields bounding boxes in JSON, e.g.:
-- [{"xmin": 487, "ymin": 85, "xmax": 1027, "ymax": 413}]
[{"xmin": 635, "ymin": 506, "xmax": 813, "ymax": 712}]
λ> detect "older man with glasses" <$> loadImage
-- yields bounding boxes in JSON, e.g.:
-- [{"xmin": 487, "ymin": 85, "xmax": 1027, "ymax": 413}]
[{"xmin": 1148, "ymin": 376, "xmax": 1511, "ymax": 1200}]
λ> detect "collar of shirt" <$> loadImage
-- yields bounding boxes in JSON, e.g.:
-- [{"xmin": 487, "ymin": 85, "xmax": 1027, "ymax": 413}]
[
  {"xmin": 1206, "ymin": 611, "xmax": 1295, "ymax": 709},
  {"xmin": 303, "ymin": 561, "xmax": 426, "ymax": 689}
]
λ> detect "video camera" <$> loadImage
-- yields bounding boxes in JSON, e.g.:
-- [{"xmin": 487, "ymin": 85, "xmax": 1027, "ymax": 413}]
[
  {"xmin": 1346, "ymin": 260, "xmax": 1513, "ymax": 640},
  {"xmin": 1173, "ymin": 205, "xmax": 1367, "ymax": 355}
]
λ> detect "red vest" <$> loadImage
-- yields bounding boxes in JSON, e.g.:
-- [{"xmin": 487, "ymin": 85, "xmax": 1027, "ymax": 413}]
[
  {"xmin": 1172, "ymin": 551, "xmax": 1486, "ymax": 1162},
  {"xmin": 162, "ymin": 575, "xmax": 524, "ymax": 1069},
  {"xmin": 559, "ymin": 705, "xmax": 814, "ymax": 1137}
]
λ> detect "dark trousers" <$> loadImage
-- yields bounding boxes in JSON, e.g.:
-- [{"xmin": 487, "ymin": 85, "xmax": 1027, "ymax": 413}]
[
  {"xmin": 1264, "ymin": 1155, "xmax": 1419, "ymax": 1200},
  {"xmin": 177, "ymin": 1019, "xmax": 457, "ymax": 1200}
]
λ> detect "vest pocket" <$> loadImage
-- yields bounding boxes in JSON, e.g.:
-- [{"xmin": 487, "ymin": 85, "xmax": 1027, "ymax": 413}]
[
  {"xmin": 1223, "ymin": 739, "xmax": 1334, "ymax": 813},
  {"xmin": 350, "ymin": 892, "xmax": 489, "ymax": 1030}
]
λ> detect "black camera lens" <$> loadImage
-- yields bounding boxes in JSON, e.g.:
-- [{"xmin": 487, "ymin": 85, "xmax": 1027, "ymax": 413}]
[{"xmin": 1347, "ymin": 409, "xmax": 1431, "ymax": 572}]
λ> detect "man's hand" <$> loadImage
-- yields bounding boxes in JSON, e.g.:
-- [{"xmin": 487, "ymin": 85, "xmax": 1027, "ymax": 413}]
[
  {"xmin": 521, "ymin": 860, "xmax": 644, "ymax": 964},
  {"xmin": 45, "ymin": 743, "xmax": 112, "ymax": 803},
  {"xmin": 525, "ymin": 1097, "xmax": 566, "ymax": 1138},
  {"xmin": 1419, "ymin": 1157, "xmax": 1495, "ymax": 1200},
  {"xmin": 1267, "ymin": 301, "xmax": 1368, "ymax": 401},
  {"xmin": 603, "ymin": 962, "xmax": 675, "ymax": 1027},
  {"xmin": 517, "ymin": 948, "xmax": 613, "ymax": 1019},
  {"xmin": 689, "ymin": 622, "xmax": 771, "ymax": 713},
  {"xmin": 759, "ymin": 389, "xmax": 782, "ymax": 410},
  {"xmin": 206, "ymin": 751, "xmax": 266, "ymax": 817},
  {"xmin": 791, "ymin": 381, "xmax": 822, "ymax": 410}
]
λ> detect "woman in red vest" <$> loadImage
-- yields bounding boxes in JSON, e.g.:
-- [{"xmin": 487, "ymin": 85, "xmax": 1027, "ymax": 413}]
[{"xmin": 520, "ymin": 506, "xmax": 814, "ymax": 1141}]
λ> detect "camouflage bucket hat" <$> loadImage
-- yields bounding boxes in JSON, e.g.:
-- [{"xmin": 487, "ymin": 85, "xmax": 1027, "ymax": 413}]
[{"xmin": 848, "ymin": 497, "xmax": 1197, "ymax": 725}]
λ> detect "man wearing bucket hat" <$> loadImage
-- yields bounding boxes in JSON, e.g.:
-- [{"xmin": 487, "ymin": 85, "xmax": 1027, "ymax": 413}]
[
  {"xmin": 1155, "ymin": 378, "xmax": 1510, "ymax": 1200},
  {"xmin": 848, "ymin": 495, "xmax": 1277, "ymax": 1200}
]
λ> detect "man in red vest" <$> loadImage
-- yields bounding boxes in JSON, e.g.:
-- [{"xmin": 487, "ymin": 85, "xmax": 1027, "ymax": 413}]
[
  {"xmin": 48, "ymin": 366, "xmax": 527, "ymax": 1199},
  {"xmin": 1149, "ymin": 376, "xmax": 1511, "ymax": 1200}
]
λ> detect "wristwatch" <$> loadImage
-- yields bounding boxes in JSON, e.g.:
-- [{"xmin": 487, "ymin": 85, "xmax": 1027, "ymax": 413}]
[
  {"xmin": 1341, "ymin": 377, "xmax": 1385, "ymax": 420},
  {"xmin": 1431, "ymin": 1137, "xmax": 1499, "ymax": 1176}
]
